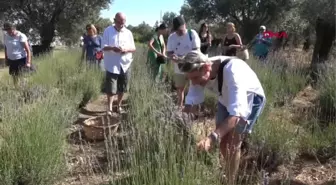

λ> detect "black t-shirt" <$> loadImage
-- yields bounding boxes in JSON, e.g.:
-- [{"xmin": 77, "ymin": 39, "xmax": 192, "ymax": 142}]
[{"xmin": 200, "ymin": 33, "xmax": 210, "ymax": 54}]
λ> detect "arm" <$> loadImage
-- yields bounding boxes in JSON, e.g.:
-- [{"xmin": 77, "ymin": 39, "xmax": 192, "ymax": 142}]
[
  {"xmin": 98, "ymin": 36, "xmax": 103, "ymax": 51},
  {"xmin": 148, "ymin": 37, "xmax": 161, "ymax": 55},
  {"xmin": 262, "ymin": 37, "xmax": 272, "ymax": 46},
  {"xmin": 20, "ymin": 34, "xmax": 31, "ymax": 65},
  {"xmin": 208, "ymin": 33, "xmax": 212, "ymax": 46},
  {"xmin": 102, "ymin": 27, "xmax": 117, "ymax": 51},
  {"xmin": 166, "ymin": 35, "xmax": 176, "ymax": 59},
  {"xmin": 162, "ymin": 40, "xmax": 166, "ymax": 56},
  {"xmin": 124, "ymin": 31, "xmax": 136, "ymax": 53},
  {"xmin": 22, "ymin": 42, "xmax": 32, "ymax": 65},
  {"xmin": 233, "ymin": 33, "xmax": 243, "ymax": 49},
  {"xmin": 229, "ymin": 33, "xmax": 243, "ymax": 49},
  {"xmin": 4, "ymin": 46, "xmax": 7, "ymax": 61}
]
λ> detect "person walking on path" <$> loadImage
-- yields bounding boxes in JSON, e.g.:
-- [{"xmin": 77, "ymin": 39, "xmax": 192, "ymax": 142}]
[
  {"xmin": 222, "ymin": 22, "xmax": 243, "ymax": 57},
  {"xmin": 178, "ymin": 50, "xmax": 266, "ymax": 184},
  {"xmin": 198, "ymin": 23, "xmax": 212, "ymax": 57},
  {"xmin": 147, "ymin": 23, "xmax": 168, "ymax": 82},
  {"xmin": 81, "ymin": 24, "xmax": 103, "ymax": 67},
  {"xmin": 3, "ymin": 22, "xmax": 32, "ymax": 86},
  {"xmin": 102, "ymin": 12, "xmax": 136, "ymax": 115},
  {"xmin": 166, "ymin": 15, "xmax": 201, "ymax": 109}
]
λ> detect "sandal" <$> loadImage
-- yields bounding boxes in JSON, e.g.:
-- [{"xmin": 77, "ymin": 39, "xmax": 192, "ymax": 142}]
[
  {"xmin": 116, "ymin": 106, "xmax": 126, "ymax": 114},
  {"xmin": 106, "ymin": 110, "xmax": 113, "ymax": 116}
]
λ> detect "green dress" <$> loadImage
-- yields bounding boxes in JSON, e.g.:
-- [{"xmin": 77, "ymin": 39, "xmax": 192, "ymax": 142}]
[{"xmin": 147, "ymin": 34, "xmax": 165, "ymax": 82}]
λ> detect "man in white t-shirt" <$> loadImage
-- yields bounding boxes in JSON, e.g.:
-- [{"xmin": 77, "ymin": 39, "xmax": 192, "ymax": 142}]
[
  {"xmin": 3, "ymin": 22, "xmax": 32, "ymax": 85},
  {"xmin": 102, "ymin": 12, "xmax": 136, "ymax": 114},
  {"xmin": 177, "ymin": 51, "xmax": 266, "ymax": 184},
  {"xmin": 167, "ymin": 15, "xmax": 201, "ymax": 109}
]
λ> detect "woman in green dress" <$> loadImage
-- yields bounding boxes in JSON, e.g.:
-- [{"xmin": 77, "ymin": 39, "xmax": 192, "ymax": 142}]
[{"xmin": 147, "ymin": 23, "xmax": 168, "ymax": 82}]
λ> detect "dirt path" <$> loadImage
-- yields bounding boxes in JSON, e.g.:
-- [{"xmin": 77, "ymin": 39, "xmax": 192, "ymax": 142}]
[{"xmin": 58, "ymin": 95, "xmax": 129, "ymax": 185}]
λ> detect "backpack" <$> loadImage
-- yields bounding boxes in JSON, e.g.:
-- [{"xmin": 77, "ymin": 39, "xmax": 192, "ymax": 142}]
[
  {"xmin": 187, "ymin": 29, "xmax": 192, "ymax": 41},
  {"xmin": 217, "ymin": 58, "xmax": 232, "ymax": 96}
]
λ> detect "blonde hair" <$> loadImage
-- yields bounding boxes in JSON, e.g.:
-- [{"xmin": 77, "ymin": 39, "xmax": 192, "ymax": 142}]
[{"xmin": 226, "ymin": 22, "xmax": 236, "ymax": 32}]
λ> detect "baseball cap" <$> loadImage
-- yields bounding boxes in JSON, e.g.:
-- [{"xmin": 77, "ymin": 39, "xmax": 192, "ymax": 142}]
[
  {"xmin": 3, "ymin": 22, "xmax": 14, "ymax": 30},
  {"xmin": 260, "ymin": 25, "xmax": 266, "ymax": 30},
  {"xmin": 172, "ymin": 16, "xmax": 186, "ymax": 31}
]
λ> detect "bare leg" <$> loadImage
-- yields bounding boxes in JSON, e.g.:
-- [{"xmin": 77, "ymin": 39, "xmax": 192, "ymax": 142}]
[
  {"xmin": 107, "ymin": 93, "xmax": 114, "ymax": 112},
  {"xmin": 13, "ymin": 76, "xmax": 19, "ymax": 88},
  {"xmin": 117, "ymin": 93, "xmax": 124, "ymax": 107},
  {"xmin": 220, "ymin": 131, "xmax": 243, "ymax": 185},
  {"xmin": 176, "ymin": 86, "xmax": 185, "ymax": 108}
]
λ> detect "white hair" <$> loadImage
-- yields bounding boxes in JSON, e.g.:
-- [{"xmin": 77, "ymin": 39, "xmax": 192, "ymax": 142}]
[
  {"xmin": 180, "ymin": 50, "xmax": 209, "ymax": 64},
  {"xmin": 176, "ymin": 50, "xmax": 210, "ymax": 72}
]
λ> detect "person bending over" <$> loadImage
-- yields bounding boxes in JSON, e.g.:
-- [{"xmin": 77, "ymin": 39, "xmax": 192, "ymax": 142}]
[{"xmin": 178, "ymin": 51, "xmax": 266, "ymax": 184}]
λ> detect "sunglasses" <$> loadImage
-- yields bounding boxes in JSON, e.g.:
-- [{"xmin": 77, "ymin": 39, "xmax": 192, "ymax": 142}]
[{"xmin": 178, "ymin": 62, "xmax": 202, "ymax": 73}]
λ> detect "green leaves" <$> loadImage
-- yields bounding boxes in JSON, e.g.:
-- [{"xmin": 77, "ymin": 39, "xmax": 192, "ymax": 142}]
[{"xmin": 2, "ymin": 0, "xmax": 112, "ymax": 46}]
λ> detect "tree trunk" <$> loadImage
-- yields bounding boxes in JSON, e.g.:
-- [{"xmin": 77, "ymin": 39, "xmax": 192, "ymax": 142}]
[
  {"xmin": 39, "ymin": 23, "xmax": 56, "ymax": 53},
  {"xmin": 240, "ymin": 21, "xmax": 259, "ymax": 44},
  {"xmin": 310, "ymin": 17, "xmax": 336, "ymax": 82},
  {"xmin": 303, "ymin": 38, "xmax": 311, "ymax": 51}
]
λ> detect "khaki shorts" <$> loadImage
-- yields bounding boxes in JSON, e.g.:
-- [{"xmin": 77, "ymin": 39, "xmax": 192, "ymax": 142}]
[
  {"xmin": 105, "ymin": 68, "xmax": 129, "ymax": 95},
  {"xmin": 173, "ymin": 73, "xmax": 188, "ymax": 88}
]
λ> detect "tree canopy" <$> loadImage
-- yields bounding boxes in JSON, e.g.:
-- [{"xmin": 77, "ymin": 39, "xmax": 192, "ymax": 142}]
[
  {"xmin": 1, "ymin": 0, "xmax": 112, "ymax": 48},
  {"xmin": 182, "ymin": 0, "xmax": 293, "ymax": 41}
]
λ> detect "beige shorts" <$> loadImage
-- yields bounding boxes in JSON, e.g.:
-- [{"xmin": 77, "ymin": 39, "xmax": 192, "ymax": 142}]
[{"xmin": 173, "ymin": 73, "xmax": 188, "ymax": 88}]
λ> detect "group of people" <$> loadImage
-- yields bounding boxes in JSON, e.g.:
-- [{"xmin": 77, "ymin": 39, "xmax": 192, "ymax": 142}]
[
  {"xmin": 145, "ymin": 15, "xmax": 266, "ymax": 184},
  {"xmin": 3, "ymin": 12, "xmax": 268, "ymax": 184}
]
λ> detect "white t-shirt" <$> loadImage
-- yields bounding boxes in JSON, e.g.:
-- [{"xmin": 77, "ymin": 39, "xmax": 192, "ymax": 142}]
[
  {"xmin": 185, "ymin": 84, "xmax": 205, "ymax": 105},
  {"xmin": 3, "ymin": 31, "xmax": 28, "ymax": 60},
  {"xmin": 187, "ymin": 56, "xmax": 266, "ymax": 120},
  {"xmin": 102, "ymin": 26, "xmax": 135, "ymax": 74},
  {"xmin": 167, "ymin": 29, "xmax": 201, "ymax": 74}
]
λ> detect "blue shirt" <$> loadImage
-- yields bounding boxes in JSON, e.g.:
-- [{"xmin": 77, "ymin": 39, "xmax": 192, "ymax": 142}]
[{"xmin": 83, "ymin": 35, "xmax": 102, "ymax": 61}]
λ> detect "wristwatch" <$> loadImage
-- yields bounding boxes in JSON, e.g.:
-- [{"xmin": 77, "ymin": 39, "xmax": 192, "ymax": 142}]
[{"xmin": 209, "ymin": 132, "xmax": 219, "ymax": 142}]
